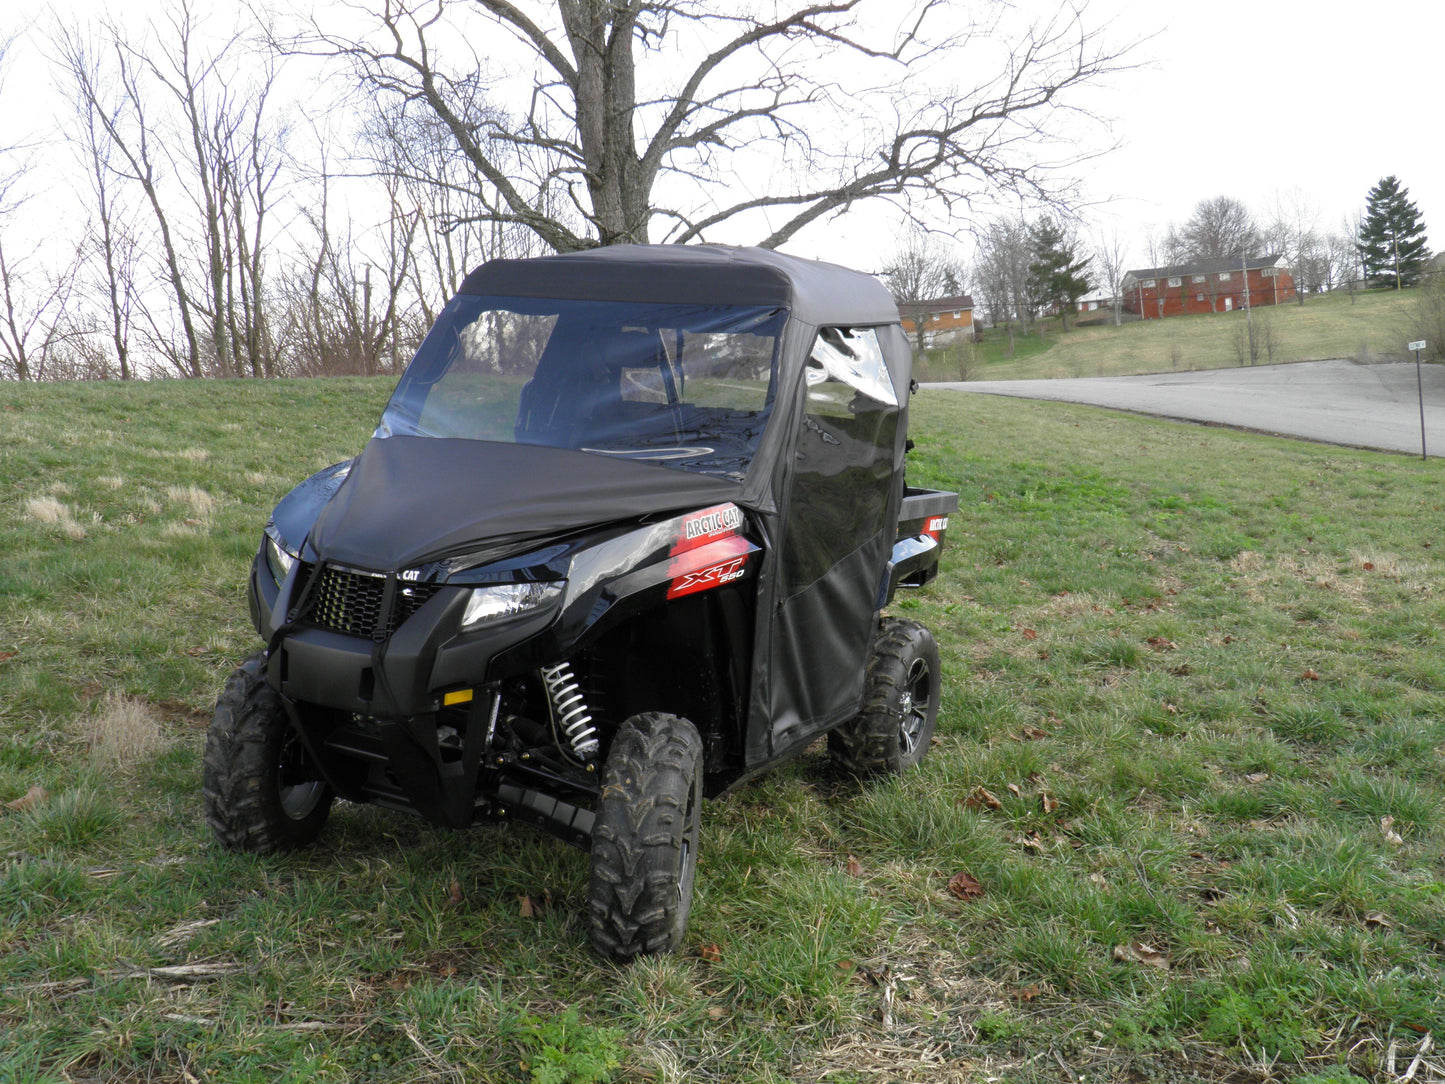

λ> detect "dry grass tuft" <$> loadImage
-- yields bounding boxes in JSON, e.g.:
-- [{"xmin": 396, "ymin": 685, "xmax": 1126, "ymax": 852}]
[
  {"xmin": 23, "ymin": 497, "xmax": 87, "ymax": 540},
  {"xmin": 98, "ymin": 475, "xmax": 126, "ymax": 490},
  {"xmin": 1039, "ymin": 591, "xmax": 1115, "ymax": 620},
  {"xmin": 24, "ymin": 496, "xmax": 69, "ymax": 524},
  {"xmin": 83, "ymin": 693, "xmax": 167, "ymax": 768},
  {"xmin": 165, "ymin": 486, "xmax": 219, "ymax": 516},
  {"xmin": 160, "ymin": 522, "xmax": 206, "ymax": 539},
  {"xmin": 1352, "ymin": 549, "xmax": 1432, "ymax": 593},
  {"xmin": 1229, "ymin": 550, "xmax": 1264, "ymax": 574}
]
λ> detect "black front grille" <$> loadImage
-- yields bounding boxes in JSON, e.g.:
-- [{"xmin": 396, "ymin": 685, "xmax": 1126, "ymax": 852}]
[{"xmin": 298, "ymin": 564, "xmax": 444, "ymax": 639}]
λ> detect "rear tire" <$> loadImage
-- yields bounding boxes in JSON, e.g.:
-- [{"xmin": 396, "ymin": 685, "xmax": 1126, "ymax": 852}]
[
  {"xmin": 829, "ymin": 617, "xmax": 940, "ymax": 777},
  {"xmin": 587, "ymin": 712, "xmax": 703, "ymax": 961},
  {"xmin": 203, "ymin": 653, "xmax": 332, "ymax": 853}
]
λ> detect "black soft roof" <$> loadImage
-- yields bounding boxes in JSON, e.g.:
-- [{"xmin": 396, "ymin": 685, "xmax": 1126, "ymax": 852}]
[{"xmin": 459, "ymin": 244, "xmax": 900, "ymax": 327}]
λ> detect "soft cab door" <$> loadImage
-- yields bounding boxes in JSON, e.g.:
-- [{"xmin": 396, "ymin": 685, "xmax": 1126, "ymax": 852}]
[{"xmin": 765, "ymin": 325, "xmax": 905, "ymax": 752}]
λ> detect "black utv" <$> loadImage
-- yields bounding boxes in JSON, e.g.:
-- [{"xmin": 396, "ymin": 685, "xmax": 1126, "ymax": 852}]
[{"xmin": 204, "ymin": 245, "xmax": 958, "ymax": 960}]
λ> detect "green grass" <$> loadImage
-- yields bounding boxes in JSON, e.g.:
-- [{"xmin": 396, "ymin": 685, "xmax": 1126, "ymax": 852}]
[
  {"xmin": 914, "ymin": 287, "xmax": 1425, "ymax": 382},
  {"xmin": 4, "ymin": 377, "xmax": 1445, "ymax": 1082}
]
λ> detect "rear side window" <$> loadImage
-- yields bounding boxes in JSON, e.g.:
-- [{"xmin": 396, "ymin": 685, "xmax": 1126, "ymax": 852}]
[{"xmin": 781, "ymin": 327, "xmax": 900, "ymax": 591}]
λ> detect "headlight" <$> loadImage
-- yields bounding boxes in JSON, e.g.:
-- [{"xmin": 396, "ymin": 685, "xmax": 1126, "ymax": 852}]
[
  {"xmin": 264, "ymin": 533, "xmax": 297, "ymax": 587},
  {"xmin": 461, "ymin": 581, "xmax": 564, "ymax": 629}
]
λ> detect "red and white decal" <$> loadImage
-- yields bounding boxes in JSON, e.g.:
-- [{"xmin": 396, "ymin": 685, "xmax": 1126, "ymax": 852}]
[
  {"xmin": 923, "ymin": 516, "xmax": 949, "ymax": 541},
  {"xmin": 666, "ymin": 503, "xmax": 753, "ymax": 598},
  {"xmin": 675, "ymin": 503, "xmax": 744, "ymax": 551},
  {"xmin": 668, "ymin": 552, "xmax": 750, "ymax": 598}
]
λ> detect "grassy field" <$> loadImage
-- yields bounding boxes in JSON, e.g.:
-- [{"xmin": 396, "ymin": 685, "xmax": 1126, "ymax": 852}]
[
  {"xmin": 913, "ymin": 288, "xmax": 1424, "ymax": 383},
  {"xmin": 3, "ymin": 377, "xmax": 1444, "ymax": 1083}
]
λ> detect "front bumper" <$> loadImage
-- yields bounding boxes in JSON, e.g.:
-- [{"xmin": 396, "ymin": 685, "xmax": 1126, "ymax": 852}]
[{"xmin": 250, "ymin": 553, "xmax": 556, "ymax": 719}]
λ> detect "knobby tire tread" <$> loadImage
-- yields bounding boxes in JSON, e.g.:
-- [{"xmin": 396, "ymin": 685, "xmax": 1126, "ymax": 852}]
[
  {"xmin": 202, "ymin": 653, "xmax": 330, "ymax": 853},
  {"xmin": 587, "ymin": 712, "xmax": 702, "ymax": 962},
  {"xmin": 829, "ymin": 617, "xmax": 939, "ymax": 777}
]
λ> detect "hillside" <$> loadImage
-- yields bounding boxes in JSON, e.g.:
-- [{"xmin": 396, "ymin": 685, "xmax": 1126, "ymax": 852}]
[{"xmin": 915, "ymin": 287, "xmax": 1424, "ymax": 382}]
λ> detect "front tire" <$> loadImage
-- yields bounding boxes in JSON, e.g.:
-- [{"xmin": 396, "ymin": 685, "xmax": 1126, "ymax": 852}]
[
  {"xmin": 203, "ymin": 653, "xmax": 332, "ymax": 853},
  {"xmin": 829, "ymin": 617, "xmax": 940, "ymax": 777},
  {"xmin": 587, "ymin": 712, "xmax": 703, "ymax": 961}
]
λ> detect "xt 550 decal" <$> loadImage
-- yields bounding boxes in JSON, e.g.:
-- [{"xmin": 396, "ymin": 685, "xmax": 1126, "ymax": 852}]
[{"xmin": 666, "ymin": 503, "xmax": 758, "ymax": 599}]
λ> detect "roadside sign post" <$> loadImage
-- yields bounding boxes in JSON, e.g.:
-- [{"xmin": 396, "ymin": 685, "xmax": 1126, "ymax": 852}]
[{"xmin": 1409, "ymin": 340, "xmax": 1428, "ymax": 460}]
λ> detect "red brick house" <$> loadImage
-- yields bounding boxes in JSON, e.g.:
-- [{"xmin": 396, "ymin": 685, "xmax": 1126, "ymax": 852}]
[
  {"xmin": 1121, "ymin": 256, "xmax": 1295, "ymax": 320},
  {"xmin": 897, "ymin": 294, "xmax": 975, "ymax": 344}
]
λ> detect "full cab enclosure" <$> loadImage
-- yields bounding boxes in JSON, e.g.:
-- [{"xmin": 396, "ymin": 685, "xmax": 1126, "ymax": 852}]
[{"xmin": 204, "ymin": 244, "xmax": 958, "ymax": 960}]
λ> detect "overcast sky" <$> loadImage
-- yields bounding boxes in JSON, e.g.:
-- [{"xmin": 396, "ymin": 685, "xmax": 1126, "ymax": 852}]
[
  {"xmin": 1080, "ymin": 0, "xmax": 1443, "ymax": 250},
  {"xmin": 2, "ymin": 0, "xmax": 1439, "ymax": 274}
]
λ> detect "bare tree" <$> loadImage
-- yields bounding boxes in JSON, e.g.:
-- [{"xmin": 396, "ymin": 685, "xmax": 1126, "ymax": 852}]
[
  {"xmin": 290, "ymin": 0, "xmax": 1136, "ymax": 253},
  {"xmin": 1260, "ymin": 187, "xmax": 1321, "ymax": 304},
  {"xmin": 53, "ymin": 22, "xmax": 204, "ymax": 376},
  {"xmin": 880, "ymin": 230, "xmax": 967, "ymax": 352},
  {"xmin": 1140, "ymin": 223, "xmax": 1186, "ymax": 270},
  {"xmin": 357, "ymin": 99, "xmax": 544, "ymax": 324},
  {"xmin": 1327, "ymin": 214, "xmax": 1364, "ymax": 301},
  {"xmin": 0, "ymin": 34, "xmax": 86, "ymax": 381},
  {"xmin": 974, "ymin": 215, "xmax": 1033, "ymax": 350},
  {"xmin": 137, "ymin": 2, "xmax": 288, "ymax": 377},
  {"xmin": 59, "ymin": 34, "xmax": 141, "ymax": 379},
  {"xmin": 1178, "ymin": 196, "xmax": 1259, "ymax": 261},
  {"xmin": 0, "ymin": 211, "xmax": 86, "ymax": 381},
  {"xmin": 53, "ymin": 6, "xmax": 291, "ymax": 378},
  {"xmin": 1092, "ymin": 227, "xmax": 1129, "ymax": 326},
  {"xmin": 275, "ymin": 156, "xmax": 426, "ymax": 377}
]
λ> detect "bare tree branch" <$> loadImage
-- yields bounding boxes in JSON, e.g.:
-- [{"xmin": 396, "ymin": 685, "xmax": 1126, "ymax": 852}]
[{"xmin": 282, "ymin": 0, "xmax": 1138, "ymax": 253}]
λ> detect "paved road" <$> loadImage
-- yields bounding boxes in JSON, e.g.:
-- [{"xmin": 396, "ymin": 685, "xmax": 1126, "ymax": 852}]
[{"xmin": 928, "ymin": 358, "xmax": 1445, "ymax": 458}]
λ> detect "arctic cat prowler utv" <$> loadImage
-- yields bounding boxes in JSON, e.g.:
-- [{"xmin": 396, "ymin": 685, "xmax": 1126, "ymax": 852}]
[{"xmin": 204, "ymin": 244, "xmax": 958, "ymax": 960}]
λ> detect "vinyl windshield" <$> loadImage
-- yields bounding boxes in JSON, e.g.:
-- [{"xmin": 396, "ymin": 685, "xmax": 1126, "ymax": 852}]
[{"xmin": 378, "ymin": 295, "xmax": 785, "ymax": 483}]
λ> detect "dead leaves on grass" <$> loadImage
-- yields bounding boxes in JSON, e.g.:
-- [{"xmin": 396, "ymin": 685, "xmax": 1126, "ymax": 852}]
[
  {"xmin": 946, "ymin": 870, "xmax": 984, "ymax": 901},
  {"xmin": 3, "ymin": 785, "xmax": 46, "ymax": 814},
  {"xmin": 959, "ymin": 777, "xmax": 1068, "ymax": 864},
  {"xmin": 1112, "ymin": 941, "xmax": 1170, "ymax": 971},
  {"xmin": 963, "ymin": 779, "xmax": 1061, "ymax": 821},
  {"xmin": 963, "ymin": 785, "xmax": 1002, "ymax": 812}
]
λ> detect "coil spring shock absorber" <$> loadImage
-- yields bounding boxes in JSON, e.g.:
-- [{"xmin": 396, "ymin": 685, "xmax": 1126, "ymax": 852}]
[{"xmin": 539, "ymin": 662, "xmax": 599, "ymax": 760}]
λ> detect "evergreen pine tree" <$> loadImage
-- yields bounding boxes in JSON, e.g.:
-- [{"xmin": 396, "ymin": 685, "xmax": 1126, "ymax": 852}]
[
  {"xmin": 1027, "ymin": 218, "xmax": 1092, "ymax": 330},
  {"xmin": 1359, "ymin": 176, "xmax": 1430, "ymax": 289}
]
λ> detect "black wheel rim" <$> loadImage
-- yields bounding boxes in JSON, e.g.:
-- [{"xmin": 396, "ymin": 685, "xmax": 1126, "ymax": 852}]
[
  {"xmin": 676, "ymin": 775, "xmax": 701, "ymax": 909},
  {"xmin": 897, "ymin": 656, "xmax": 932, "ymax": 757},
  {"xmin": 278, "ymin": 731, "xmax": 325, "ymax": 821}
]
